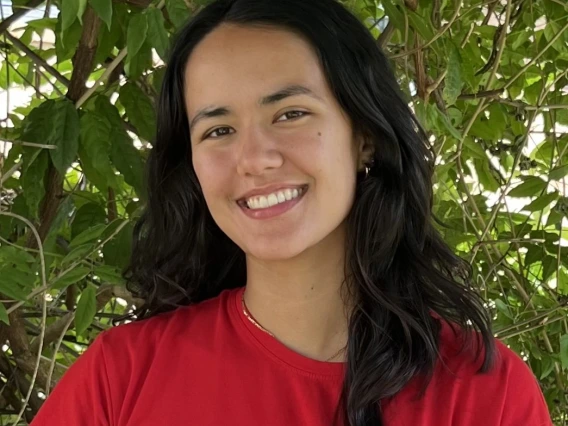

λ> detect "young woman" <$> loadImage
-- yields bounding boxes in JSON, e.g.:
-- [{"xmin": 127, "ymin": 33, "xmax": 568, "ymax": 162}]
[{"xmin": 31, "ymin": 0, "xmax": 553, "ymax": 425}]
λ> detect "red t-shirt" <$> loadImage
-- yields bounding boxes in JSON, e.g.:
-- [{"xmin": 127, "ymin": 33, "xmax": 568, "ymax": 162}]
[{"xmin": 31, "ymin": 286, "xmax": 553, "ymax": 425}]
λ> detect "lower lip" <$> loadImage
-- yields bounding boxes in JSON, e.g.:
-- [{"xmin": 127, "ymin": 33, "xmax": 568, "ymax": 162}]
[{"xmin": 239, "ymin": 189, "xmax": 307, "ymax": 220}]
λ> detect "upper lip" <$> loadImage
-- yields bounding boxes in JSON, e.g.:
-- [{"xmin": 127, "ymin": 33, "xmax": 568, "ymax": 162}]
[{"xmin": 236, "ymin": 184, "xmax": 308, "ymax": 201}]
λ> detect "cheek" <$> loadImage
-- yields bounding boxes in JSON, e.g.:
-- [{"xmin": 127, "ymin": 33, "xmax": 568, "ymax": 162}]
[{"xmin": 192, "ymin": 150, "xmax": 233, "ymax": 200}]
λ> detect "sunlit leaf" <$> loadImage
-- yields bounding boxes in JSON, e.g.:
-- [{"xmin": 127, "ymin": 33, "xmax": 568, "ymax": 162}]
[{"xmin": 508, "ymin": 177, "xmax": 548, "ymax": 198}]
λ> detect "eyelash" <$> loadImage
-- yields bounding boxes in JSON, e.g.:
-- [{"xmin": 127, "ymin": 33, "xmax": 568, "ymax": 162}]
[{"xmin": 202, "ymin": 110, "xmax": 310, "ymax": 140}]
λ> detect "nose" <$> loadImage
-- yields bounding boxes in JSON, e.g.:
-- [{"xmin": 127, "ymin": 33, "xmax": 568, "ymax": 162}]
[{"xmin": 235, "ymin": 125, "xmax": 284, "ymax": 177}]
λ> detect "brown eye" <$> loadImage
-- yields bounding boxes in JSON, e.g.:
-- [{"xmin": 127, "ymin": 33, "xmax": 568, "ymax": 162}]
[
  {"xmin": 276, "ymin": 110, "xmax": 309, "ymax": 122},
  {"xmin": 204, "ymin": 127, "xmax": 234, "ymax": 140}
]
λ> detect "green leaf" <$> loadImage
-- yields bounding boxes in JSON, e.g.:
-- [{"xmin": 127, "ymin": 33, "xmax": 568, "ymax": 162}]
[
  {"xmin": 549, "ymin": 164, "xmax": 568, "ymax": 181},
  {"xmin": 61, "ymin": 244, "xmax": 96, "ymax": 267},
  {"xmin": 52, "ymin": 266, "xmax": 91, "ymax": 290},
  {"xmin": 0, "ymin": 62, "xmax": 8, "ymax": 90},
  {"xmin": 78, "ymin": 145, "xmax": 111, "ymax": 192},
  {"xmin": 463, "ymin": 137, "xmax": 487, "ymax": 160},
  {"xmin": 119, "ymin": 82, "xmax": 156, "ymax": 142},
  {"xmin": 558, "ymin": 268, "xmax": 568, "ymax": 295},
  {"xmin": 539, "ymin": 356, "xmax": 555, "ymax": 380},
  {"xmin": 546, "ymin": 208, "xmax": 564, "ymax": 228},
  {"xmin": 96, "ymin": 98, "xmax": 146, "ymax": 196},
  {"xmin": 26, "ymin": 17, "xmax": 58, "ymax": 32},
  {"xmin": 166, "ymin": 0, "xmax": 191, "ymax": 28},
  {"xmin": 79, "ymin": 111, "xmax": 118, "ymax": 190},
  {"xmin": 151, "ymin": 66, "xmax": 166, "ymax": 94},
  {"xmin": 126, "ymin": 13, "xmax": 148, "ymax": 62},
  {"xmin": 508, "ymin": 177, "xmax": 548, "ymax": 198},
  {"xmin": 437, "ymin": 109, "xmax": 462, "ymax": 140},
  {"xmin": 100, "ymin": 218, "xmax": 128, "ymax": 241},
  {"xmin": 495, "ymin": 299, "xmax": 513, "ymax": 319},
  {"xmin": 94, "ymin": 265, "xmax": 125, "ymax": 285},
  {"xmin": 23, "ymin": 99, "xmax": 80, "ymax": 175},
  {"xmin": 77, "ymin": 0, "xmax": 88, "ymax": 24},
  {"xmin": 89, "ymin": 0, "xmax": 112, "ymax": 30},
  {"xmin": 49, "ymin": 99, "xmax": 80, "ymax": 174},
  {"xmin": 61, "ymin": 0, "xmax": 80, "ymax": 32},
  {"xmin": 125, "ymin": 41, "xmax": 153, "ymax": 80},
  {"xmin": 70, "ymin": 224, "xmax": 106, "ymax": 248},
  {"xmin": 75, "ymin": 285, "xmax": 97, "ymax": 335},
  {"xmin": 102, "ymin": 221, "xmax": 134, "ymax": 269},
  {"xmin": 0, "ymin": 304, "xmax": 9, "ymax": 325},
  {"xmin": 475, "ymin": 159, "xmax": 499, "ymax": 192},
  {"xmin": 524, "ymin": 80, "xmax": 543, "ymax": 106},
  {"xmin": 544, "ymin": 21, "xmax": 566, "ymax": 53},
  {"xmin": 510, "ymin": 29, "xmax": 531, "ymax": 50},
  {"xmin": 523, "ymin": 192, "xmax": 559, "ymax": 212},
  {"xmin": 560, "ymin": 334, "xmax": 568, "ymax": 370},
  {"xmin": 72, "ymin": 202, "xmax": 107, "ymax": 239},
  {"xmin": 0, "ymin": 267, "xmax": 31, "ymax": 301},
  {"xmin": 22, "ymin": 99, "xmax": 56, "ymax": 144},
  {"xmin": 110, "ymin": 131, "xmax": 145, "ymax": 196},
  {"xmin": 56, "ymin": 15, "xmax": 83, "ymax": 62},
  {"xmin": 145, "ymin": 8, "xmax": 169, "ymax": 60},
  {"xmin": 381, "ymin": 0, "xmax": 404, "ymax": 32},
  {"xmin": 95, "ymin": 18, "xmax": 122, "ymax": 65},
  {"xmin": 542, "ymin": 255, "xmax": 557, "ymax": 282},
  {"xmin": 470, "ymin": 118, "xmax": 499, "ymax": 141},
  {"xmin": 407, "ymin": 11, "xmax": 435, "ymax": 41},
  {"xmin": 442, "ymin": 43, "xmax": 462, "ymax": 106},
  {"xmin": 0, "ymin": 246, "xmax": 36, "ymax": 270},
  {"xmin": 21, "ymin": 149, "xmax": 48, "ymax": 220}
]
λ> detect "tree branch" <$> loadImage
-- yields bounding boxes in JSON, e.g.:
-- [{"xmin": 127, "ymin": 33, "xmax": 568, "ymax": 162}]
[
  {"xmin": 458, "ymin": 89, "xmax": 504, "ymax": 100},
  {"xmin": 0, "ymin": 0, "xmax": 44, "ymax": 36},
  {"xmin": 5, "ymin": 33, "xmax": 70, "ymax": 87}
]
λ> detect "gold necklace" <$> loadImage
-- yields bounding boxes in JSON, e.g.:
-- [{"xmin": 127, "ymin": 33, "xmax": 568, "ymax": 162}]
[{"xmin": 241, "ymin": 291, "xmax": 346, "ymax": 362}]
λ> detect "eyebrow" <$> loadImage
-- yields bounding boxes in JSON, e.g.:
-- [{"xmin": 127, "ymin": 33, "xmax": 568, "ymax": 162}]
[{"xmin": 188, "ymin": 85, "xmax": 322, "ymax": 132}]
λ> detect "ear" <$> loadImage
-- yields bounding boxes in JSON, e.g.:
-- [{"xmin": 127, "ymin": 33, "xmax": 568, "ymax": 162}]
[{"xmin": 356, "ymin": 133, "xmax": 375, "ymax": 171}]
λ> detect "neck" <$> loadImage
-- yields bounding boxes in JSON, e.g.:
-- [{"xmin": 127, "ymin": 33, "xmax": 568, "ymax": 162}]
[{"xmin": 242, "ymin": 226, "xmax": 353, "ymax": 362}]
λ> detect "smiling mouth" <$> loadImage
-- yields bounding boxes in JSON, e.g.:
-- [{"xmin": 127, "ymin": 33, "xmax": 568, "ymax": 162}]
[{"xmin": 237, "ymin": 185, "xmax": 308, "ymax": 210}]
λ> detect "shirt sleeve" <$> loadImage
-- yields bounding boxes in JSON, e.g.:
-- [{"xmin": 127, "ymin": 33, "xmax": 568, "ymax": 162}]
[
  {"xmin": 498, "ymin": 340, "xmax": 554, "ymax": 426},
  {"xmin": 30, "ymin": 330, "xmax": 114, "ymax": 426}
]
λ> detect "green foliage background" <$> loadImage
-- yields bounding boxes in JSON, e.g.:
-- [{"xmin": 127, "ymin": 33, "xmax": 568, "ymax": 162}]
[{"xmin": 0, "ymin": 0, "xmax": 567, "ymax": 423}]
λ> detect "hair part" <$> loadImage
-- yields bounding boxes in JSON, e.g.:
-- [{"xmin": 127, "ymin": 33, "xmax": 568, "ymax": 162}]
[{"xmin": 120, "ymin": 1, "xmax": 497, "ymax": 424}]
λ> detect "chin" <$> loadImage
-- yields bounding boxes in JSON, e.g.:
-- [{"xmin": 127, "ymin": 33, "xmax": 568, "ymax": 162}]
[{"xmin": 245, "ymin": 239, "xmax": 310, "ymax": 262}]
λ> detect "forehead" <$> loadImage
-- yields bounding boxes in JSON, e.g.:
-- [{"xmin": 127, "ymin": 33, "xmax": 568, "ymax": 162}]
[{"xmin": 183, "ymin": 24, "xmax": 328, "ymax": 113}]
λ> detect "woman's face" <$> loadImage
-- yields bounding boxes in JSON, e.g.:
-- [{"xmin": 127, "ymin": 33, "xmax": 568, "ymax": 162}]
[{"xmin": 184, "ymin": 24, "xmax": 366, "ymax": 261}]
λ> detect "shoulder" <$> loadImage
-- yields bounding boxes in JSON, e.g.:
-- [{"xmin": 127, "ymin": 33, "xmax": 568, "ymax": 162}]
[
  {"xmin": 98, "ymin": 287, "xmax": 236, "ymax": 354},
  {"xmin": 432, "ymin": 319, "xmax": 552, "ymax": 425},
  {"xmin": 436, "ymin": 319, "xmax": 540, "ymax": 382}
]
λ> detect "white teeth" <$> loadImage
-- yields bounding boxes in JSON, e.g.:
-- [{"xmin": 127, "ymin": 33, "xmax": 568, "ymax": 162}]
[
  {"xmin": 267, "ymin": 193, "xmax": 278, "ymax": 207},
  {"xmin": 245, "ymin": 187, "xmax": 305, "ymax": 210}
]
